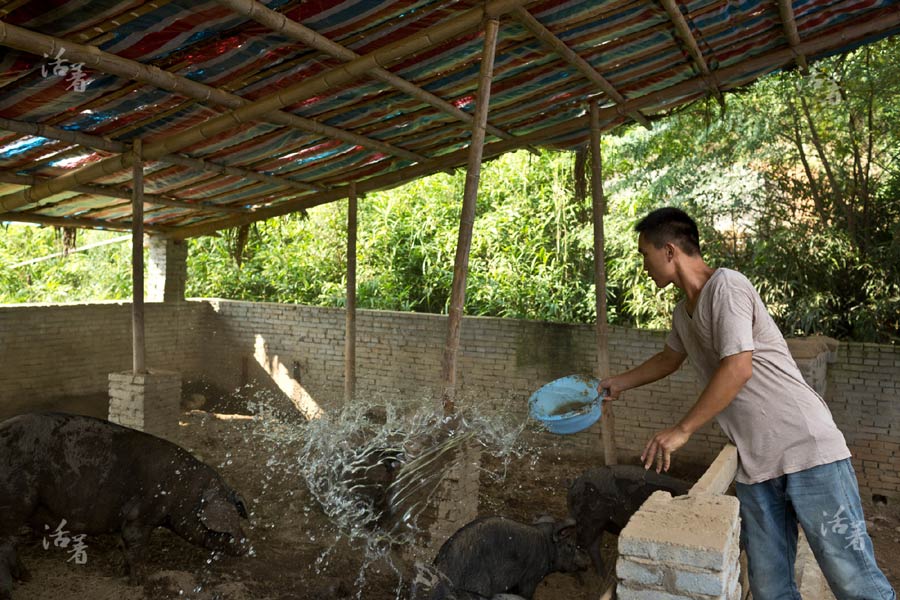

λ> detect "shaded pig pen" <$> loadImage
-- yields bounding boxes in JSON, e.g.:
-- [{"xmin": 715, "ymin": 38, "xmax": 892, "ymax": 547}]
[{"xmin": 6, "ymin": 387, "xmax": 900, "ymax": 600}]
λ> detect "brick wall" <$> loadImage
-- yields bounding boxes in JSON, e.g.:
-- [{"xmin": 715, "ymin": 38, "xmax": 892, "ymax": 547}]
[
  {"xmin": 827, "ymin": 343, "xmax": 900, "ymax": 498},
  {"xmin": 1, "ymin": 299, "xmax": 897, "ymax": 499},
  {"xmin": 195, "ymin": 299, "xmax": 900, "ymax": 500},
  {"xmin": 0, "ymin": 301, "xmax": 206, "ymax": 417}
]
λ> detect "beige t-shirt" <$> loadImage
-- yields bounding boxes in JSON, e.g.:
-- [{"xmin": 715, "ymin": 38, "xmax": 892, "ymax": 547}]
[{"xmin": 665, "ymin": 268, "xmax": 850, "ymax": 484}]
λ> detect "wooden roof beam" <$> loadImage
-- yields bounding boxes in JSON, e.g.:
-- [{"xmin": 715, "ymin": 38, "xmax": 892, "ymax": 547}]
[
  {"xmin": 776, "ymin": 0, "xmax": 809, "ymax": 73},
  {"xmin": 214, "ymin": 0, "xmax": 523, "ymax": 144},
  {"xmin": 0, "ymin": 117, "xmax": 323, "ymax": 195},
  {"xmin": 0, "ymin": 21, "xmax": 429, "ymax": 169},
  {"xmin": 0, "ymin": 210, "xmax": 173, "ymax": 233},
  {"xmin": 172, "ymin": 8, "xmax": 900, "ymax": 238},
  {"xmin": 0, "ymin": 0, "xmax": 532, "ymax": 213},
  {"xmin": 511, "ymin": 6, "xmax": 652, "ymax": 129},
  {"xmin": 0, "ymin": 171, "xmax": 251, "ymax": 214},
  {"xmin": 657, "ymin": 0, "xmax": 725, "ymax": 106}
]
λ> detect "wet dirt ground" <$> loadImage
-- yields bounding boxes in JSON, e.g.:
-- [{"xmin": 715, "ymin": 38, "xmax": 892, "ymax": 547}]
[{"xmin": 7, "ymin": 398, "xmax": 900, "ymax": 600}]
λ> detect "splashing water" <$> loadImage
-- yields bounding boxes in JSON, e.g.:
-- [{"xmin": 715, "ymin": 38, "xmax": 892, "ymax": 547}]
[{"xmin": 242, "ymin": 389, "xmax": 532, "ymax": 597}]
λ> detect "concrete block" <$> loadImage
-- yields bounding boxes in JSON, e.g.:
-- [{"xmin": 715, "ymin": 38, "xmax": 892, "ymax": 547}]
[
  {"xmin": 616, "ymin": 584, "xmax": 692, "ymax": 600},
  {"xmin": 617, "ymin": 557, "xmax": 664, "ymax": 586},
  {"xmin": 619, "ymin": 492, "xmax": 740, "ymax": 571},
  {"xmin": 674, "ymin": 567, "xmax": 728, "ymax": 596}
]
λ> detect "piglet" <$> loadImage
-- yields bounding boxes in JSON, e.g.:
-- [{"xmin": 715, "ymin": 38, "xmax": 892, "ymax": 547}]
[
  {"xmin": 567, "ymin": 464, "xmax": 691, "ymax": 574},
  {"xmin": 0, "ymin": 412, "xmax": 249, "ymax": 598},
  {"xmin": 412, "ymin": 515, "xmax": 589, "ymax": 600}
]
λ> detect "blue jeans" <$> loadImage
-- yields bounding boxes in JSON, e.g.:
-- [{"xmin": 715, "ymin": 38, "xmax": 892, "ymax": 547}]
[{"xmin": 735, "ymin": 459, "xmax": 896, "ymax": 600}]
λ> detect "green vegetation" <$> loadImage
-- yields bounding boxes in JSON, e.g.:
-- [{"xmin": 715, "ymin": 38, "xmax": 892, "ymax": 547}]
[{"xmin": 3, "ymin": 37, "xmax": 898, "ymax": 343}]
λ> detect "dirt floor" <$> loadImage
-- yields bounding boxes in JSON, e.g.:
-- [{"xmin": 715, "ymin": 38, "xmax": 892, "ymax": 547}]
[{"xmin": 6, "ymin": 396, "xmax": 900, "ymax": 600}]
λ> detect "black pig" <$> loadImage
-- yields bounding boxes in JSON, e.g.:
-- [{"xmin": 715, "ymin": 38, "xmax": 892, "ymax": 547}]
[
  {"xmin": 0, "ymin": 412, "xmax": 249, "ymax": 598},
  {"xmin": 412, "ymin": 515, "xmax": 589, "ymax": 600},
  {"xmin": 567, "ymin": 464, "xmax": 691, "ymax": 574}
]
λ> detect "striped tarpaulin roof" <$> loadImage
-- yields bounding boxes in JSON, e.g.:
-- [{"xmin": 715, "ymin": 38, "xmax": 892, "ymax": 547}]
[{"xmin": 0, "ymin": 0, "xmax": 897, "ymax": 235}]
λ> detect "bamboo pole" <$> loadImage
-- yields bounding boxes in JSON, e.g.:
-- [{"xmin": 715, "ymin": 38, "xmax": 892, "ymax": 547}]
[
  {"xmin": 214, "ymin": 0, "xmax": 520, "ymax": 143},
  {"xmin": 131, "ymin": 139, "xmax": 147, "ymax": 374},
  {"xmin": 777, "ymin": 0, "xmax": 809, "ymax": 73},
  {"xmin": 512, "ymin": 6, "xmax": 651, "ymax": 129},
  {"xmin": 0, "ymin": 0, "xmax": 531, "ymax": 212},
  {"xmin": 0, "ymin": 21, "xmax": 427, "ymax": 166},
  {"xmin": 171, "ymin": 10, "xmax": 900, "ymax": 238},
  {"xmin": 0, "ymin": 171, "xmax": 250, "ymax": 214},
  {"xmin": 440, "ymin": 17, "xmax": 500, "ymax": 415},
  {"xmin": 345, "ymin": 182, "xmax": 357, "ymax": 404},
  {"xmin": 657, "ymin": 0, "xmax": 724, "ymax": 105},
  {"xmin": 0, "ymin": 210, "xmax": 172, "ymax": 233},
  {"xmin": 590, "ymin": 101, "xmax": 616, "ymax": 466},
  {"xmin": 0, "ymin": 116, "xmax": 324, "ymax": 195}
]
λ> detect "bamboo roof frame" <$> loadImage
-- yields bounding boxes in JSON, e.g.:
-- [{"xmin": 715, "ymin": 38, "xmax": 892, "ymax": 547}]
[
  {"xmin": 170, "ymin": 10, "xmax": 900, "ymax": 239},
  {"xmin": 0, "ymin": 0, "xmax": 532, "ymax": 214},
  {"xmin": 0, "ymin": 117, "xmax": 324, "ymax": 195},
  {"xmin": 0, "ymin": 0, "xmax": 895, "ymax": 235},
  {"xmin": 0, "ymin": 20, "xmax": 428, "ymax": 170},
  {"xmin": 657, "ymin": 0, "xmax": 725, "ymax": 105},
  {"xmin": 213, "ymin": 0, "xmax": 523, "ymax": 145},
  {"xmin": 511, "ymin": 6, "xmax": 652, "ymax": 129}
]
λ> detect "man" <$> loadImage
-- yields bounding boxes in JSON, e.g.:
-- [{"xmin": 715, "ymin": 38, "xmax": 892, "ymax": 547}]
[{"xmin": 601, "ymin": 207, "xmax": 895, "ymax": 600}]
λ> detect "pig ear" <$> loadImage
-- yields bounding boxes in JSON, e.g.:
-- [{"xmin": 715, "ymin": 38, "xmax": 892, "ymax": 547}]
[
  {"xmin": 553, "ymin": 518, "xmax": 577, "ymax": 540},
  {"xmin": 228, "ymin": 489, "xmax": 249, "ymax": 519}
]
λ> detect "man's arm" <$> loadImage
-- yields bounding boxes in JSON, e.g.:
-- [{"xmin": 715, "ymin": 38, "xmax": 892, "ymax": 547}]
[
  {"xmin": 601, "ymin": 344, "xmax": 686, "ymax": 400},
  {"xmin": 642, "ymin": 350, "xmax": 753, "ymax": 472}
]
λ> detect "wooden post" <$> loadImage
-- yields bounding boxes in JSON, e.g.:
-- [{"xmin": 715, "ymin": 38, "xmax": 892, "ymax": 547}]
[
  {"xmin": 345, "ymin": 182, "xmax": 357, "ymax": 404},
  {"xmin": 590, "ymin": 102, "xmax": 616, "ymax": 465},
  {"xmin": 131, "ymin": 139, "xmax": 146, "ymax": 374},
  {"xmin": 440, "ymin": 17, "xmax": 500, "ymax": 415}
]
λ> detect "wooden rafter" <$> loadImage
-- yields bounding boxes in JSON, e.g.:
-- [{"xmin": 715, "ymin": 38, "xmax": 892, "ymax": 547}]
[
  {"xmin": 0, "ymin": 0, "xmax": 532, "ymax": 213},
  {"xmin": 512, "ymin": 6, "xmax": 652, "ymax": 130},
  {"xmin": 170, "ymin": 9, "xmax": 900, "ymax": 239},
  {"xmin": 657, "ymin": 0, "xmax": 725, "ymax": 105},
  {"xmin": 0, "ymin": 21, "xmax": 428, "ymax": 171},
  {"xmin": 214, "ymin": 0, "xmax": 524, "ymax": 144},
  {"xmin": 777, "ymin": 0, "xmax": 809, "ymax": 73},
  {"xmin": 0, "ymin": 116, "xmax": 324, "ymax": 195},
  {"xmin": 0, "ymin": 171, "xmax": 251, "ymax": 214},
  {"xmin": 0, "ymin": 210, "xmax": 172, "ymax": 233}
]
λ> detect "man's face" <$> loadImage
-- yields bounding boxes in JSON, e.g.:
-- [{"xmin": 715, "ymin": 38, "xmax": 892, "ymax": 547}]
[{"xmin": 637, "ymin": 233, "xmax": 673, "ymax": 288}]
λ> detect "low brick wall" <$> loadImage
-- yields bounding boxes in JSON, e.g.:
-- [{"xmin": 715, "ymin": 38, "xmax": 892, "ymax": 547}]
[{"xmin": 1, "ymin": 299, "xmax": 897, "ymax": 500}]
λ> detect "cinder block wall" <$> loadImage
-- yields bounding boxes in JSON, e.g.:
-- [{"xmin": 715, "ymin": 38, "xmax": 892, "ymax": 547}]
[{"xmin": 0, "ymin": 301, "xmax": 206, "ymax": 417}]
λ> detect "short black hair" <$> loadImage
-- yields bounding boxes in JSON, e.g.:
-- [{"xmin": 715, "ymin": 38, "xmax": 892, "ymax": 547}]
[{"xmin": 634, "ymin": 207, "xmax": 701, "ymax": 256}]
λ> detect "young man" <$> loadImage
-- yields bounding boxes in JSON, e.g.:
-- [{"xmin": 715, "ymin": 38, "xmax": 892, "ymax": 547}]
[{"xmin": 601, "ymin": 207, "xmax": 895, "ymax": 599}]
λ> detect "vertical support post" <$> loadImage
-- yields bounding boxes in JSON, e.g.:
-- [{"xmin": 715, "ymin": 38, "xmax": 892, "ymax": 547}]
[
  {"xmin": 440, "ymin": 17, "xmax": 500, "ymax": 415},
  {"xmin": 345, "ymin": 182, "xmax": 358, "ymax": 404},
  {"xmin": 589, "ymin": 102, "xmax": 616, "ymax": 465},
  {"xmin": 132, "ymin": 139, "xmax": 146, "ymax": 374}
]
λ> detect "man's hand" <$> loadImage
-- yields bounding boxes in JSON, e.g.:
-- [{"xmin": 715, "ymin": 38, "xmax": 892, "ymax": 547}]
[
  {"xmin": 599, "ymin": 376, "xmax": 627, "ymax": 401},
  {"xmin": 641, "ymin": 425, "xmax": 692, "ymax": 473}
]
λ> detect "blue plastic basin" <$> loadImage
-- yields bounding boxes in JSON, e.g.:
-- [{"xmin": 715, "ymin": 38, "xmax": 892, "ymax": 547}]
[{"xmin": 528, "ymin": 374, "xmax": 603, "ymax": 435}]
